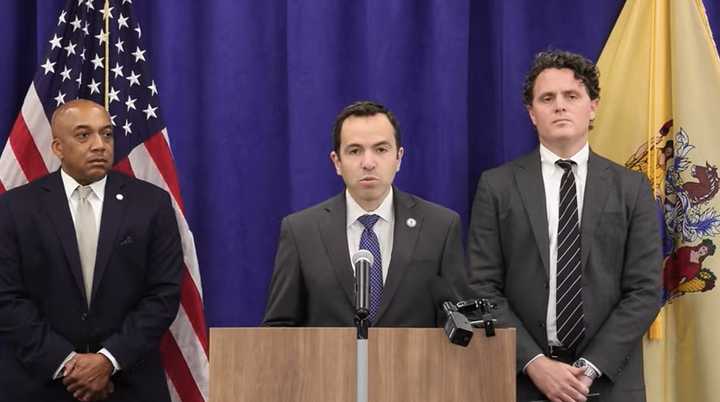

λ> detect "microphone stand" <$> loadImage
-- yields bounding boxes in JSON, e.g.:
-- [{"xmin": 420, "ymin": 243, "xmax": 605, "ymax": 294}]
[
  {"xmin": 458, "ymin": 298, "xmax": 498, "ymax": 337},
  {"xmin": 352, "ymin": 250, "xmax": 372, "ymax": 402},
  {"xmin": 354, "ymin": 309, "xmax": 369, "ymax": 402},
  {"xmin": 355, "ymin": 309, "xmax": 369, "ymax": 340}
]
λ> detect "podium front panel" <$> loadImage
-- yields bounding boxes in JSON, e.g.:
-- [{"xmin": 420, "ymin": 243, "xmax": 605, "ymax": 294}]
[
  {"xmin": 210, "ymin": 327, "xmax": 515, "ymax": 402},
  {"xmin": 210, "ymin": 327, "xmax": 356, "ymax": 402},
  {"xmin": 368, "ymin": 328, "xmax": 516, "ymax": 402}
]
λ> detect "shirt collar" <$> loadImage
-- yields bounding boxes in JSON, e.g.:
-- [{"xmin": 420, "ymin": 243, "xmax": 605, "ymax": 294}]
[
  {"xmin": 60, "ymin": 168, "xmax": 107, "ymax": 202},
  {"xmin": 346, "ymin": 187, "xmax": 394, "ymax": 229},
  {"xmin": 539, "ymin": 142, "xmax": 589, "ymax": 170}
]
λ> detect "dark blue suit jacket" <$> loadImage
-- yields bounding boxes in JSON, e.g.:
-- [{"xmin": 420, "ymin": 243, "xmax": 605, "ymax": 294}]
[{"xmin": 0, "ymin": 170, "xmax": 182, "ymax": 402}]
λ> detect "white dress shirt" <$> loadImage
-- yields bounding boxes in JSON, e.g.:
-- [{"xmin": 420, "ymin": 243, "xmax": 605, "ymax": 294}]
[
  {"xmin": 53, "ymin": 169, "xmax": 120, "ymax": 378},
  {"xmin": 346, "ymin": 188, "xmax": 394, "ymax": 282}
]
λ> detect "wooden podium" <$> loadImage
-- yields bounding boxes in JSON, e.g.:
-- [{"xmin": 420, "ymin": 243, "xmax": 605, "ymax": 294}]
[{"xmin": 210, "ymin": 327, "xmax": 515, "ymax": 402}]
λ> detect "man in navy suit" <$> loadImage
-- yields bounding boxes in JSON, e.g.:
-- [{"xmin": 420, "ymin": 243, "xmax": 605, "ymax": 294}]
[{"xmin": 0, "ymin": 99, "xmax": 182, "ymax": 402}]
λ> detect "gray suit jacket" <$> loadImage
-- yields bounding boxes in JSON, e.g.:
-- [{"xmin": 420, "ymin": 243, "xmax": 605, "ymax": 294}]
[
  {"xmin": 263, "ymin": 188, "xmax": 468, "ymax": 327},
  {"xmin": 468, "ymin": 149, "xmax": 662, "ymax": 402}
]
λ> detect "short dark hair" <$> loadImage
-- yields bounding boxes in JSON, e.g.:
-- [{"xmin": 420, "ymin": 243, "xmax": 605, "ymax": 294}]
[
  {"xmin": 332, "ymin": 101, "xmax": 401, "ymax": 155},
  {"xmin": 522, "ymin": 50, "xmax": 600, "ymax": 106}
]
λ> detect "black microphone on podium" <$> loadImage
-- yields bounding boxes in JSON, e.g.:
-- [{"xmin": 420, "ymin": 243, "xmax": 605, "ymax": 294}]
[
  {"xmin": 431, "ymin": 278, "xmax": 473, "ymax": 347},
  {"xmin": 352, "ymin": 250, "xmax": 373, "ymax": 339}
]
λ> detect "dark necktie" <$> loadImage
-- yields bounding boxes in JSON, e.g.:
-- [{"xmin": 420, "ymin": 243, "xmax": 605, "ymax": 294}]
[
  {"xmin": 555, "ymin": 160, "xmax": 585, "ymax": 349},
  {"xmin": 358, "ymin": 214, "xmax": 383, "ymax": 324}
]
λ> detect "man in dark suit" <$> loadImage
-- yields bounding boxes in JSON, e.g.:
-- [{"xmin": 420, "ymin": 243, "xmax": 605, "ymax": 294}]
[
  {"xmin": 0, "ymin": 99, "xmax": 182, "ymax": 402},
  {"xmin": 263, "ymin": 101, "xmax": 467, "ymax": 327},
  {"xmin": 468, "ymin": 51, "xmax": 662, "ymax": 402}
]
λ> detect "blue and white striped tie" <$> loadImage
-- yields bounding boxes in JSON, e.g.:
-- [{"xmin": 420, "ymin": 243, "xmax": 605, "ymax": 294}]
[{"xmin": 358, "ymin": 214, "xmax": 383, "ymax": 325}]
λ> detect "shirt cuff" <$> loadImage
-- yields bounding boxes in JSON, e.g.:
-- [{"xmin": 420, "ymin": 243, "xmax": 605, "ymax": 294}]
[
  {"xmin": 53, "ymin": 351, "xmax": 77, "ymax": 379},
  {"xmin": 581, "ymin": 358, "xmax": 602, "ymax": 377},
  {"xmin": 98, "ymin": 348, "xmax": 121, "ymax": 374},
  {"xmin": 523, "ymin": 353, "xmax": 545, "ymax": 373}
]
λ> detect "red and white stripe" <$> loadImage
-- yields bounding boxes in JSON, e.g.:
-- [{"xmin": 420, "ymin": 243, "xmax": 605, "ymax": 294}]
[
  {"xmin": 0, "ymin": 83, "xmax": 57, "ymax": 189},
  {"xmin": 1, "ymin": 86, "xmax": 209, "ymax": 402}
]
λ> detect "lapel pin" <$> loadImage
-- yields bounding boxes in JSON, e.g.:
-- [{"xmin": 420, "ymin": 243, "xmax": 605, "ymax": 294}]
[
  {"xmin": 116, "ymin": 193, "xmax": 124, "ymax": 201},
  {"xmin": 406, "ymin": 218, "xmax": 416, "ymax": 228}
]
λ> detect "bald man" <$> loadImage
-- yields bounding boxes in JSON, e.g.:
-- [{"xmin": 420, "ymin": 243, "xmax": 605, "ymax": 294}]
[{"xmin": 0, "ymin": 99, "xmax": 182, "ymax": 402}]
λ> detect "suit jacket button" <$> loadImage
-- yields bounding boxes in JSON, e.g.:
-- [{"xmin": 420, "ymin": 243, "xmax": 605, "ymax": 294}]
[{"xmin": 81, "ymin": 313, "xmax": 88, "ymax": 321}]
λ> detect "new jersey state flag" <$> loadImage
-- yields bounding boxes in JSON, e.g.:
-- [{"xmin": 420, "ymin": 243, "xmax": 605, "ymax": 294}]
[{"xmin": 590, "ymin": 1, "xmax": 720, "ymax": 401}]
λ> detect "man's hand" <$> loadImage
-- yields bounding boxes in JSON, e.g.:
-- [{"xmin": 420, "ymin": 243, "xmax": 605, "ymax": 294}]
[
  {"xmin": 62, "ymin": 353, "xmax": 114, "ymax": 401},
  {"xmin": 526, "ymin": 356, "xmax": 589, "ymax": 402},
  {"xmin": 576, "ymin": 372, "xmax": 594, "ymax": 391}
]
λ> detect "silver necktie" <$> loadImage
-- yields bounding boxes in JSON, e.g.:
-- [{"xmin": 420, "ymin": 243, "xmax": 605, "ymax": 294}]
[{"xmin": 74, "ymin": 185, "xmax": 98, "ymax": 305}]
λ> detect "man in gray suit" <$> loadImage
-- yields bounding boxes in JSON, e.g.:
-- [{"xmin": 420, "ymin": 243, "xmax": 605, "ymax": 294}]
[
  {"xmin": 263, "ymin": 101, "xmax": 467, "ymax": 327},
  {"xmin": 469, "ymin": 51, "xmax": 662, "ymax": 402}
]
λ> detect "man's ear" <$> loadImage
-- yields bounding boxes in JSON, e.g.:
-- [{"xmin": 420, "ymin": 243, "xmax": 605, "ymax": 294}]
[
  {"xmin": 51, "ymin": 137, "xmax": 63, "ymax": 160},
  {"xmin": 527, "ymin": 105, "xmax": 538, "ymax": 126},
  {"xmin": 330, "ymin": 151, "xmax": 342, "ymax": 176},
  {"xmin": 590, "ymin": 98, "xmax": 599, "ymax": 120}
]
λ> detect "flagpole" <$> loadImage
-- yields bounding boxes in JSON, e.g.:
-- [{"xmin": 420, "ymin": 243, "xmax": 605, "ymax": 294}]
[{"xmin": 103, "ymin": 0, "xmax": 110, "ymax": 109}]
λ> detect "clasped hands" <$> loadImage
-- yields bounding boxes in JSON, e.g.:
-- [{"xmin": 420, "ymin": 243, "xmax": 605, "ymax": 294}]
[
  {"xmin": 62, "ymin": 353, "xmax": 115, "ymax": 402},
  {"xmin": 527, "ymin": 356, "xmax": 594, "ymax": 402}
]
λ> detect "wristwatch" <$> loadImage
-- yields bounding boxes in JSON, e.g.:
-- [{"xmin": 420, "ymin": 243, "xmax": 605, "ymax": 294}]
[{"xmin": 573, "ymin": 358, "xmax": 600, "ymax": 380}]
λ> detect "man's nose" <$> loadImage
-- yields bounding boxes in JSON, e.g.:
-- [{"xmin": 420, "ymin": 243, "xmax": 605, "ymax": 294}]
[
  {"xmin": 361, "ymin": 153, "xmax": 376, "ymax": 170},
  {"xmin": 88, "ymin": 133, "xmax": 107, "ymax": 150}
]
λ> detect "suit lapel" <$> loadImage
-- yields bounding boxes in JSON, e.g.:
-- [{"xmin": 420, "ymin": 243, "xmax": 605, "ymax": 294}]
[
  {"xmin": 514, "ymin": 151, "xmax": 551, "ymax": 277},
  {"xmin": 92, "ymin": 172, "xmax": 128, "ymax": 301},
  {"xmin": 580, "ymin": 151, "xmax": 611, "ymax": 271},
  {"xmin": 374, "ymin": 189, "xmax": 421, "ymax": 323},
  {"xmin": 319, "ymin": 194, "xmax": 355, "ymax": 306},
  {"xmin": 40, "ymin": 171, "xmax": 86, "ymax": 300}
]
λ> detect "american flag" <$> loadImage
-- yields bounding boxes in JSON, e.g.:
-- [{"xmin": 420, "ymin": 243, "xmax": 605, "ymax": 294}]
[{"xmin": 0, "ymin": 0, "xmax": 209, "ymax": 401}]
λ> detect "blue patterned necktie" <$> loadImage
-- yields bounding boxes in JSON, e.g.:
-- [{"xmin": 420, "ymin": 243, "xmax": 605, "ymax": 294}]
[
  {"xmin": 358, "ymin": 214, "xmax": 383, "ymax": 324},
  {"xmin": 555, "ymin": 159, "xmax": 585, "ymax": 350}
]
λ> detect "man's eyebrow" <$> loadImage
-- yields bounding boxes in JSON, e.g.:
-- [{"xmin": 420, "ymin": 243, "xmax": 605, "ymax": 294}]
[{"xmin": 71, "ymin": 124, "xmax": 113, "ymax": 131}]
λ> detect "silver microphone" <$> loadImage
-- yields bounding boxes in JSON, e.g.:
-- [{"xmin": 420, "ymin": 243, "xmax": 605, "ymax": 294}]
[{"xmin": 352, "ymin": 250, "xmax": 374, "ymax": 319}]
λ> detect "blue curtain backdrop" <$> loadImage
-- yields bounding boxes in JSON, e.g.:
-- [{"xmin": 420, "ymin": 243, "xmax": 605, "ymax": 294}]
[{"xmin": 1, "ymin": 0, "xmax": 719, "ymax": 327}]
